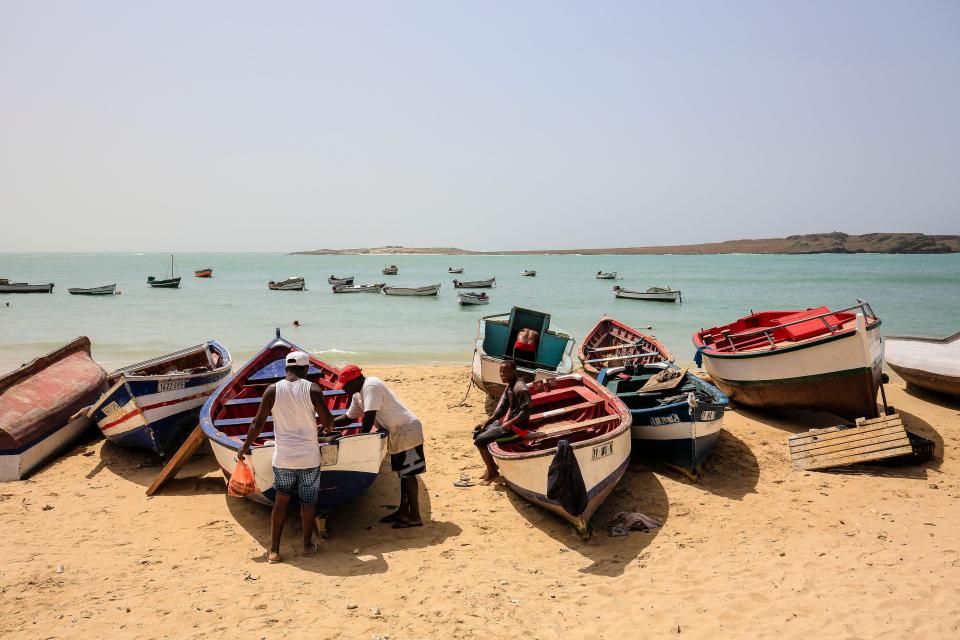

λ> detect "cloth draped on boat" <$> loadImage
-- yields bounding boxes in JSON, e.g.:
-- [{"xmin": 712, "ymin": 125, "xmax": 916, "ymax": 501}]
[
  {"xmin": 693, "ymin": 345, "xmax": 707, "ymax": 367},
  {"xmin": 546, "ymin": 440, "xmax": 587, "ymax": 517},
  {"xmin": 608, "ymin": 511, "xmax": 663, "ymax": 537}
]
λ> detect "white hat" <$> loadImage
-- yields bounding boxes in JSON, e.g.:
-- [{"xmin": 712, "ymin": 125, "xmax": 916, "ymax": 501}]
[{"xmin": 286, "ymin": 351, "xmax": 309, "ymax": 367}]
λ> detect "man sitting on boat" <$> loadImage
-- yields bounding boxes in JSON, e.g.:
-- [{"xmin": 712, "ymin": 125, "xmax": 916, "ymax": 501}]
[
  {"xmin": 237, "ymin": 351, "xmax": 335, "ymax": 563},
  {"xmin": 473, "ymin": 359, "xmax": 531, "ymax": 483},
  {"xmin": 334, "ymin": 365, "xmax": 427, "ymax": 528}
]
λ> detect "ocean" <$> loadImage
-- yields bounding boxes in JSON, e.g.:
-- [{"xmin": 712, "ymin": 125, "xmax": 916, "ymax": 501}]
[{"xmin": 1, "ymin": 252, "xmax": 958, "ymax": 372}]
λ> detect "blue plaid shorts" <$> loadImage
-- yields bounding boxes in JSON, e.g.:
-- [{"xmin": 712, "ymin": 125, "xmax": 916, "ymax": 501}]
[{"xmin": 272, "ymin": 466, "xmax": 322, "ymax": 504}]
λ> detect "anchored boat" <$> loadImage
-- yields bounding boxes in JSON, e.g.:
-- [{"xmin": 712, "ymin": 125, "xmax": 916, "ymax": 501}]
[
  {"xmin": 488, "ymin": 374, "xmax": 631, "ymax": 535},
  {"xmin": 693, "ymin": 301, "xmax": 883, "ymax": 419},
  {"xmin": 328, "ymin": 275, "xmax": 355, "ymax": 285},
  {"xmin": 598, "ymin": 362, "xmax": 728, "ymax": 477},
  {"xmin": 0, "ymin": 337, "xmax": 108, "ymax": 481},
  {"xmin": 448, "ymin": 267, "xmax": 464, "ymax": 274},
  {"xmin": 613, "ymin": 286, "xmax": 682, "ymax": 302},
  {"xmin": 268, "ymin": 276, "xmax": 306, "ymax": 291},
  {"xmin": 596, "ymin": 271, "xmax": 617, "ymax": 280},
  {"xmin": 382, "ymin": 284, "xmax": 441, "ymax": 296},
  {"xmin": 199, "ymin": 331, "xmax": 387, "ymax": 516},
  {"xmin": 578, "ymin": 316, "xmax": 674, "ymax": 378},
  {"xmin": 458, "ymin": 292, "xmax": 489, "ymax": 306},
  {"xmin": 382, "ymin": 265, "xmax": 399, "ymax": 275},
  {"xmin": 0, "ymin": 279, "xmax": 54, "ymax": 293},
  {"xmin": 194, "ymin": 268, "xmax": 213, "ymax": 278},
  {"xmin": 68, "ymin": 284, "xmax": 117, "ymax": 296},
  {"xmin": 147, "ymin": 255, "xmax": 181, "ymax": 289},
  {"xmin": 453, "ymin": 277, "xmax": 495, "ymax": 289},
  {"xmin": 521, "ymin": 270, "xmax": 537, "ymax": 277},
  {"xmin": 471, "ymin": 307, "xmax": 576, "ymax": 398},
  {"xmin": 332, "ymin": 283, "xmax": 385, "ymax": 293},
  {"xmin": 885, "ymin": 331, "xmax": 960, "ymax": 397},
  {"xmin": 88, "ymin": 341, "xmax": 232, "ymax": 455}
]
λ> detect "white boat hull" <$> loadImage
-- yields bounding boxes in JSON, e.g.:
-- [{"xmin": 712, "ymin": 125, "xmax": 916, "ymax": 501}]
[
  {"xmin": 470, "ymin": 348, "xmax": 569, "ymax": 397},
  {"xmin": 885, "ymin": 332, "xmax": 960, "ymax": 396},
  {"xmin": 615, "ymin": 289, "xmax": 680, "ymax": 301},
  {"xmin": 0, "ymin": 414, "xmax": 93, "ymax": 482},
  {"xmin": 383, "ymin": 285, "xmax": 440, "ymax": 296}
]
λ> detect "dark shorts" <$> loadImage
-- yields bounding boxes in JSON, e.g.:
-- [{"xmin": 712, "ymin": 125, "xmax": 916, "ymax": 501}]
[
  {"xmin": 473, "ymin": 422, "xmax": 518, "ymax": 448},
  {"xmin": 272, "ymin": 466, "xmax": 322, "ymax": 503},
  {"xmin": 390, "ymin": 444, "xmax": 426, "ymax": 478}
]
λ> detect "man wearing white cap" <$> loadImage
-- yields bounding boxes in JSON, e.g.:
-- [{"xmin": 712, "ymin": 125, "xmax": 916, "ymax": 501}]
[{"xmin": 239, "ymin": 350, "xmax": 335, "ymax": 563}]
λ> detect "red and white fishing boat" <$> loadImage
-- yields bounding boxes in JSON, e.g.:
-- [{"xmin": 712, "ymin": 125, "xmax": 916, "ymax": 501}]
[
  {"xmin": 0, "ymin": 337, "xmax": 108, "ymax": 481},
  {"xmin": 487, "ymin": 373, "xmax": 631, "ymax": 535},
  {"xmin": 578, "ymin": 316, "xmax": 674, "ymax": 377},
  {"xmin": 692, "ymin": 301, "xmax": 883, "ymax": 419}
]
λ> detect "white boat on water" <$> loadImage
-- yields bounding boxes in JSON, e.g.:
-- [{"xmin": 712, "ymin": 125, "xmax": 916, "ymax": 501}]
[
  {"xmin": 613, "ymin": 286, "xmax": 682, "ymax": 302},
  {"xmin": 382, "ymin": 283, "xmax": 441, "ymax": 296},
  {"xmin": 68, "ymin": 284, "xmax": 117, "ymax": 296},
  {"xmin": 382, "ymin": 265, "xmax": 399, "ymax": 275},
  {"xmin": 328, "ymin": 275, "xmax": 355, "ymax": 285},
  {"xmin": 458, "ymin": 292, "xmax": 489, "ymax": 306},
  {"xmin": 596, "ymin": 271, "xmax": 617, "ymax": 280},
  {"xmin": 448, "ymin": 267, "xmax": 464, "ymax": 274},
  {"xmin": 268, "ymin": 276, "xmax": 306, "ymax": 291},
  {"xmin": 885, "ymin": 331, "xmax": 960, "ymax": 397},
  {"xmin": 332, "ymin": 283, "xmax": 385, "ymax": 293},
  {"xmin": 453, "ymin": 277, "xmax": 495, "ymax": 289},
  {"xmin": 521, "ymin": 270, "xmax": 537, "ymax": 277}
]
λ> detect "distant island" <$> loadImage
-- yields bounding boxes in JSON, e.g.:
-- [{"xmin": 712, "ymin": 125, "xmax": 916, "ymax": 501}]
[{"xmin": 294, "ymin": 232, "xmax": 959, "ymax": 256}]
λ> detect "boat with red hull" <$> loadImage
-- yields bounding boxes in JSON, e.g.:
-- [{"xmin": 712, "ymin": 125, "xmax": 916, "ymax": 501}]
[
  {"xmin": 578, "ymin": 316, "xmax": 674, "ymax": 378},
  {"xmin": 692, "ymin": 301, "xmax": 883, "ymax": 419}
]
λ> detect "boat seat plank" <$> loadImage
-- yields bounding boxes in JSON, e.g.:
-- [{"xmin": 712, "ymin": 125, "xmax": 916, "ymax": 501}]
[
  {"xmin": 215, "ymin": 409, "xmax": 347, "ymax": 427},
  {"xmin": 528, "ymin": 400, "xmax": 601, "ymax": 423},
  {"xmin": 523, "ymin": 414, "xmax": 619, "ymax": 441},
  {"xmin": 585, "ymin": 341, "xmax": 642, "ymax": 353},
  {"xmin": 224, "ymin": 389, "xmax": 344, "ymax": 406},
  {"xmin": 788, "ymin": 414, "xmax": 913, "ymax": 470}
]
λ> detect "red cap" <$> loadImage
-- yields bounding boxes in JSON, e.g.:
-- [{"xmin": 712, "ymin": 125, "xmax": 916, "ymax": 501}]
[{"xmin": 340, "ymin": 364, "xmax": 362, "ymax": 383}]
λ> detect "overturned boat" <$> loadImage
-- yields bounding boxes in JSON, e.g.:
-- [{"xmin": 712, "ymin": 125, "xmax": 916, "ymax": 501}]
[{"xmin": 578, "ymin": 316, "xmax": 674, "ymax": 378}]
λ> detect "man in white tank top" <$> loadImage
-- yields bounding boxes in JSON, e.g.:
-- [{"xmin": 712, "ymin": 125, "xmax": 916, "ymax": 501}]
[{"xmin": 238, "ymin": 351, "xmax": 334, "ymax": 563}]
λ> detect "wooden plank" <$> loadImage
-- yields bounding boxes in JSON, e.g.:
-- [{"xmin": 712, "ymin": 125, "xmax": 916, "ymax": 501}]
[
  {"xmin": 640, "ymin": 367, "xmax": 688, "ymax": 392},
  {"xmin": 523, "ymin": 414, "xmax": 619, "ymax": 441},
  {"xmin": 791, "ymin": 431, "xmax": 910, "ymax": 459},
  {"xmin": 788, "ymin": 413, "xmax": 913, "ymax": 470},
  {"xmin": 528, "ymin": 400, "xmax": 601, "ymax": 423},
  {"xmin": 790, "ymin": 425, "xmax": 907, "ymax": 453},
  {"xmin": 794, "ymin": 444, "xmax": 915, "ymax": 470},
  {"xmin": 146, "ymin": 425, "xmax": 206, "ymax": 496},
  {"xmin": 788, "ymin": 418, "xmax": 902, "ymax": 444},
  {"xmin": 582, "ymin": 352, "xmax": 658, "ymax": 365},
  {"xmin": 585, "ymin": 341, "xmax": 641, "ymax": 353}
]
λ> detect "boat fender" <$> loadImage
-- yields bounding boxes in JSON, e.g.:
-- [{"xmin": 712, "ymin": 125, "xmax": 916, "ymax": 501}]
[{"xmin": 546, "ymin": 440, "xmax": 587, "ymax": 517}]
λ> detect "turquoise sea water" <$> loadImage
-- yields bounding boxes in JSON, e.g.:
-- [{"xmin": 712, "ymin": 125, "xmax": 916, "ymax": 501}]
[{"xmin": 1, "ymin": 252, "xmax": 958, "ymax": 372}]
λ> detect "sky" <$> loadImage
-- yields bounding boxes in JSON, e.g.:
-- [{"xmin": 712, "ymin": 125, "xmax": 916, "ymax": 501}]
[{"xmin": 0, "ymin": 1, "xmax": 958, "ymax": 252}]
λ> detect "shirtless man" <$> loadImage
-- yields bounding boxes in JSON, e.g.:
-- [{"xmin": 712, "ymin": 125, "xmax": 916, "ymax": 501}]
[
  {"xmin": 513, "ymin": 328, "xmax": 539, "ymax": 363},
  {"xmin": 472, "ymin": 359, "xmax": 532, "ymax": 482}
]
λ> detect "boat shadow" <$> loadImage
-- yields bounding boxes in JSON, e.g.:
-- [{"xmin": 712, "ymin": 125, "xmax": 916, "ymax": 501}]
[
  {"xmin": 89, "ymin": 438, "xmax": 223, "ymax": 493},
  {"xmin": 901, "ymin": 384, "xmax": 960, "ymax": 411},
  {"xmin": 680, "ymin": 429, "xmax": 760, "ymax": 500},
  {"xmin": 226, "ymin": 468, "xmax": 462, "ymax": 576},
  {"xmin": 499, "ymin": 466, "xmax": 669, "ymax": 577}
]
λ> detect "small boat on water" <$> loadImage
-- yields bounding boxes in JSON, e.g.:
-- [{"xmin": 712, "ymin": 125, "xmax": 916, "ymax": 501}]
[
  {"xmin": 453, "ymin": 277, "xmax": 495, "ymax": 289},
  {"xmin": 578, "ymin": 316, "xmax": 674, "ymax": 377},
  {"xmin": 693, "ymin": 301, "xmax": 883, "ymax": 419},
  {"xmin": 87, "ymin": 341, "xmax": 232, "ymax": 455},
  {"xmin": 521, "ymin": 270, "xmax": 537, "ymax": 277},
  {"xmin": 68, "ymin": 284, "xmax": 117, "ymax": 296},
  {"xmin": 382, "ymin": 284, "xmax": 441, "ymax": 296},
  {"xmin": 0, "ymin": 337, "xmax": 108, "ymax": 481},
  {"xmin": 458, "ymin": 292, "xmax": 489, "ymax": 306},
  {"xmin": 147, "ymin": 255, "xmax": 181, "ymax": 289},
  {"xmin": 613, "ymin": 286, "xmax": 682, "ymax": 302},
  {"xmin": 448, "ymin": 267, "xmax": 464, "ymax": 274},
  {"xmin": 268, "ymin": 276, "xmax": 306, "ymax": 291},
  {"xmin": 328, "ymin": 275, "xmax": 355, "ymax": 285},
  {"xmin": 0, "ymin": 279, "xmax": 54, "ymax": 294},
  {"xmin": 200, "ymin": 331, "xmax": 387, "ymax": 515},
  {"xmin": 194, "ymin": 268, "xmax": 213, "ymax": 278},
  {"xmin": 596, "ymin": 271, "xmax": 617, "ymax": 280},
  {"xmin": 332, "ymin": 283, "xmax": 385, "ymax": 293},
  {"xmin": 885, "ymin": 331, "xmax": 960, "ymax": 397},
  {"xmin": 488, "ymin": 373, "xmax": 631, "ymax": 535},
  {"xmin": 598, "ymin": 362, "xmax": 728, "ymax": 478},
  {"xmin": 471, "ymin": 307, "xmax": 576, "ymax": 399},
  {"xmin": 383, "ymin": 265, "xmax": 399, "ymax": 275}
]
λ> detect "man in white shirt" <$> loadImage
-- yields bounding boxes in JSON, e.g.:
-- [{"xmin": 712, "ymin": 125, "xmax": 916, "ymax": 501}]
[{"xmin": 335, "ymin": 365, "xmax": 426, "ymax": 528}]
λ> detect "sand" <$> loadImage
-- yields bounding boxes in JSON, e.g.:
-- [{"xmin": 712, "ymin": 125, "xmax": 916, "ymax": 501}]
[{"xmin": 1, "ymin": 365, "xmax": 959, "ymax": 639}]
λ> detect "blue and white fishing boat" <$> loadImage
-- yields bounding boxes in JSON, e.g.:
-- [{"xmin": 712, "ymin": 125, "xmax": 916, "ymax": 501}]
[
  {"xmin": 597, "ymin": 362, "xmax": 728, "ymax": 478},
  {"xmin": 199, "ymin": 331, "xmax": 387, "ymax": 523},
  {"xmin": 88, "ymin": 341, "xmax": 232, "ymax": 455}
]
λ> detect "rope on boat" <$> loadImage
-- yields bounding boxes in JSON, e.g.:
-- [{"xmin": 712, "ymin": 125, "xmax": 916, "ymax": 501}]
[{"xmin": 451, "ymin": 378, "xmax": 476, "ymax": 408}]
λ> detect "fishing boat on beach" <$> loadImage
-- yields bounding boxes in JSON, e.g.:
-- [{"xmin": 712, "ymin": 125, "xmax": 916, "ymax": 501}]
[
  {"xmin": 458, "ymin": 292, "xmax": 489, "ymax": 306},
  {"xmin": 328, "ymin": 275, "xmax": 355, "ymax": 285},
  {"xmin": 596, "ymin": 271, "xmax": 617, "ymax": 280},
  {"xmin": 598, "ymin": 362, "xmax": 728, "ymax": 478},
  {"xmin": 87, "ymin": 341, "xmax": 232, "ymax": 455},
  {"xmin": 448, "ymin": 267, "xmax": 464, "ymax": 274},
  {"xmin": 487, "ymin": 373, "xmax": 631, "ymax": 535},
  {"xmin": 68, "ymin": 284, "xmax": 117, "ymax": 296},
  {"xmin": 613, "ymin": 286, "xmax": 682, "ymax": 302},
  {"xmin": 147, "ymin": 255, "xmax": 181, "ymax": 289},
  {"xmin": 194, "ymin": 268, "xmax": 213, "ymax": 278},
  {"xmin": 332, "ymin": 283, "xmax": 385, "ymax": 293},
  {"xmin": 382, "ymin": 265, "xmax": 399, "ymax": 275},
  {"xmin": 521, "ymin": 270, "xmax": 537, "ymax": 277},
  {"xmin": 0, "ymin": 337, "xmax": 108, "ymax": 481},
  {"xmin": 382, "ymin": 284, "xmax": 441, "ymax": 296},
  {"xmin": 693, "ymin": 301, "xmax": 883, "ymax": 419},
  {"xmin": 268, "ymin": 276, "xmax": 306, "ymax": 291},
  {"xmin": 578, "ymin": 316, "xmax": 674, "ymax": 377},
  {"xmin": 453, "ymin": 277, "xmax": 495, "ymax": 289},
  {"xmin": 885, "ymin": 331, "xmax": 960, "ymax": 397},
  {"xmin": 200, "ymin": 331, "xmax": 387, "ymax": 519},
  {"xmin": 0, "ymin": 279, "xmax": 54, "ymax": 293},
  {"xmin": 471, "ymin": 307, "xmax": 576, "ymax": 399}
]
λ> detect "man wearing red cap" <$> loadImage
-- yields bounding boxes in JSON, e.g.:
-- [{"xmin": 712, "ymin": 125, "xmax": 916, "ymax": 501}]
[{"xmin": 335, "ymin": 364, "xmax": 426, "ymax": 528}]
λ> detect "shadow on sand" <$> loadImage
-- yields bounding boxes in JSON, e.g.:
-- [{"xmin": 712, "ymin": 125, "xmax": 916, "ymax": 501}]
[
  {"xmin": 674, "ymin": 428, "xmax": 761, "ymax": 500},
  {"xmin": 902, "ymin": 383, "xmax": 960, "ymax": 411},
  {"xmin": 499, "ymin": 465, "xmax": 669, "ymax": 577},
  {"xmin": 91, "ymin": 438, "xmax": 221, "ymax": 491}
]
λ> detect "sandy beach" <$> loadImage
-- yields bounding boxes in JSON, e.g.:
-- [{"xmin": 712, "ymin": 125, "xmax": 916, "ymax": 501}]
[{"xmin": 1, "ymin": 364, "xmax": 958, "ymax": 639}]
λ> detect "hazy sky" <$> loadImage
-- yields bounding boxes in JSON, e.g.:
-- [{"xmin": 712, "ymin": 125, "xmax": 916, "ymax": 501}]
[{"xmin": 1, "ymin": 1, "xmax": 958, "ymax": 252}]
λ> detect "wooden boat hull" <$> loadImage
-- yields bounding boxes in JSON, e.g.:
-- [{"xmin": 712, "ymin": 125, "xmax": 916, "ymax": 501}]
[
  {"xmin": 332, "ymin": 284, "xmax": 384, "ymax": 293},
  {"xmin": 885, "ymin": 332, "xmax": 960, "ymax": 397},
  {"xmin": 68, "ymin": 284, "xmax": 116, "ymax": 296},
  {"xmin": 578, "ymin": 316, "xmax": 675, "ymax": 377},
  {"xmin": 596, "ymin": 273, "xmax": 616, "ymax": 280},
  {"xmin": 328, "ymin": 276, "xmax": 355, "ymax": 285},
  {"xmin": 382, "ymin": 267, "xmax": 398, "ymax": 275},
  {"xmin": 521, "ymin": 271, "xmax": 536, "ymax": 277},
  {"xmin": 147, "ymin": 277, "xmax": 181, "ymax": 288},
  {"xmin": 0, "ymin": 337, "xmax": 108, "ymax": 481},
  {"xmin": 448, "ymin": 269, "xmax": 463, "ymax": 274},
  {"xmin": 458, "ymin": 293, "xmax": 489, "ymax": 306},
  {"xmin": 383, "ymin": 284, "xmax": 440, "ymax": 296},
  {"xmin": 194, "ymin": 269, "xmax": 213, "ymax": 278},
  {"xmin": 453, "ymin": 278, "xmax": 495, "ymax": 289},
  {"xmin": 698, "ymin": 314, "xmax": 883, "ymax": 419},
  {"xmin": 0, "ymin": 283, "xmax": 54, "ymax": 293},
  {"xmin": 88, "ymin": 342, "xmax": 232, "ymax": 455},
  {"xmin": 614, "ymin": 288, "xmax": 681, "ymax": 302},
  {"xmin": 268, "ymin": 278, "xmax": 305, "ymax": 291}
]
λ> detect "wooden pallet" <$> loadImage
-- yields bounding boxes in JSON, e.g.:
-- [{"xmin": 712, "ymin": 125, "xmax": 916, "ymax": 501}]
[{"xmin": 788, "ymin": 413, "xmax": 913, "ymax": 471}]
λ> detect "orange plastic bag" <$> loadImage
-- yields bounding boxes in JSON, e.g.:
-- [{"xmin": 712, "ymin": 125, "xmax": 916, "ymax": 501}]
[{"xmin": 227, "ymin": 457, "xmax": 256, "ymax": 497}]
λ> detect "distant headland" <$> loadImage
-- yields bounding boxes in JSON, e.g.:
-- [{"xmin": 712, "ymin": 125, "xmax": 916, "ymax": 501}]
[{"xmin": 293, "ymin": 232, "xmax": 959, "ymax": 256}]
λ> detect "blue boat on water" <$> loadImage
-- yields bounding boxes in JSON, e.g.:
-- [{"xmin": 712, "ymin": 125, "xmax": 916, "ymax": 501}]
[{"xmin": 597, "ymin": 362, "xmax": 729, "ymax": 478}]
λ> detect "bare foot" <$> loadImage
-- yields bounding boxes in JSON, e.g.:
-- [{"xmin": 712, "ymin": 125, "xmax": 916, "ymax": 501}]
[
  {"xmin": 267, "ymin": 551, "xmax": 282, "ymax": 564},
  {"xmin": 480, "ymin": 471, "xmax": 500, "ymax": 485},
  {"xmin": 302, "ymin": 543, "xmax": 318, "ymax": 557}
]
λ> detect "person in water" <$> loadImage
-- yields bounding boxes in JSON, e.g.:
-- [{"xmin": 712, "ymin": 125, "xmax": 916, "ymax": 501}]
[
  {"xmin": 238, "ymin": 351, "xmax": 334, "ymax": 563},
  {"xmin": 334, "ymin": 365, "xmax": 427, "ymax": 528},
  {"xmin": 473, "ymin": 359, "xmax": 532, "ymax": 483}
]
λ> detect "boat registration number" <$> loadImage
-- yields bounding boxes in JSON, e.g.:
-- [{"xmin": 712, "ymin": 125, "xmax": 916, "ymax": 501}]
[
  {"xmin": 103, "ymin": 401, "xmax": 123, "ymax": 417},
  {"xmin": 158, "ymin": 379, "xmax": 186, "ymax": 392},
  {"xmin": 699, "ymin": 410, "xmax": 718, "ymax": 421},
  {"xmin": 592, "ymin": 443, "xmax": 613, "ymax": 460}
]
